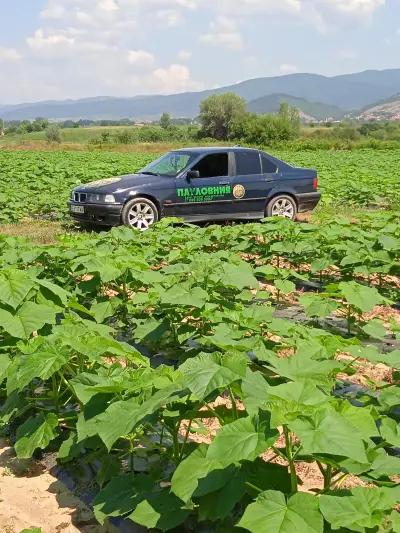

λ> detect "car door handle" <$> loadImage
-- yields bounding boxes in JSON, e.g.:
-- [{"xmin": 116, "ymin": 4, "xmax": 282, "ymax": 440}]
[{"xmin": 219, "ymin": 180, "xmax": 230, "ymax": 185}]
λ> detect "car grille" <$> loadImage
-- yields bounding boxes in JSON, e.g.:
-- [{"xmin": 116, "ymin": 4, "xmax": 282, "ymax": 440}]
[{"xmin": 73, "ymin": 192, "xmax": 87, "ymax": 203}]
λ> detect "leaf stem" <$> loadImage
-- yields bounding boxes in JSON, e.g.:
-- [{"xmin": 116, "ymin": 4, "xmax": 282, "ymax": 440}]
[
  {"xmin": 179, "ymin": 419, "xmax": 192, "ymax": 462},
  {"xmin": 283, "ymin": 425, "xmax": 298, "ymax": 494},
  {"xmin": 228, "ymin": 387, "xmax": 238, "ymax": 420}
]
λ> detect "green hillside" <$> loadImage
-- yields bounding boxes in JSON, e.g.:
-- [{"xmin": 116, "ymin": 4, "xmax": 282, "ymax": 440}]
[{"xmin": 248, "ymin": 94, "xmax": 345, "ymax": 120}]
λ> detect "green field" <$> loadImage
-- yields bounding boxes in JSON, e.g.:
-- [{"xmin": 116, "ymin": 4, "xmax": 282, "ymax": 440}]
[
  {"xmin": 1, "ymin": 213, "xmax": 400, "ymax": 531},
  {"xmin": 0, "ymin": 125, "xmax": 140, "ymax": 145},
  {"xmin": 1, "ymin": 148, "xmax": 399, "ymax": 223},
  {"xmin": 1, "ymin": 145, "xmax": 400, "ymax": 531}
]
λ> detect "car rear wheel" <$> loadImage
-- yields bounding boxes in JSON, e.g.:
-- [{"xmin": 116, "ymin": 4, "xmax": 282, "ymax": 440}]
[
  {"xmin": 266, "ymin": 195, "xmax": 297, "ymax": 220},
  {"xmin": 121, "ymin": 197, "xmax": 159, "ymax": 230}
]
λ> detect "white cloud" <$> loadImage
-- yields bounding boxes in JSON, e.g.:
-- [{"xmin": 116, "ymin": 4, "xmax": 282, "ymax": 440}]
[
  {"xmin": 279, "ymin": 63, "xmax": 299, "ymax": 74},
  {"xmin": 0, "ymin": 47, "xmax": 22, "ymax": 62},
  {"xmin": 0, "ymin": 0, "xmax": 389, "ymax": 103},
  {"xmin": 207, "ymin": 0, "xmax": 384, "ymax": 28},
  {"xmin": 200, "ymin": 16, "xmax": 244, "ymax": 50},
  {"xmin": 127, "ymin": 50, "xmax": 155, "ymax": 68},
  {"xmin": 98, "ymin": 0, "xmax": 119, "ymax": 11},
  {"xmin": 156, "ymin": 9, "xmax": 183, "ymax": 26},
  {"xmin": 26, "ymin": 29, "xmax": 75, "ymax": 51},
  {"xmin": 177, "ymin": 49, "xmax": 192, "ymax": 61},
  {"xmin": 41, "ymin": 2, "xmax": 66, "ymax": 19},
  {"xmin": 323, "ymin": 0, "xmax": 384, "ymax": 15},
  {"xmin": 151, "ymin": 64, "xmax": 203, "ymax": 93}
]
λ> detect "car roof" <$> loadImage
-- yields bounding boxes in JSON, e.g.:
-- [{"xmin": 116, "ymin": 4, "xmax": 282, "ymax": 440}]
[
  {"xmin": 171, "ymin": 147, "xmax": 260, "ymax": 154},
  {"xmin": 170, "ymin": 146, "xmax": 291, "ymax": 169}
]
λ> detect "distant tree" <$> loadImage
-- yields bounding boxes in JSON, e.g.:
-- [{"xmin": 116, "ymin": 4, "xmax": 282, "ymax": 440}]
[
  {"xmin": 32, "ymin": 117, "xmax": 49, "ymax": 132},
  {"xmin": 279, "ymin": 102, "xmax": 301, "ymax": 132},
  {"xmin": 160, "ymin": 112, "xmax": 172, "ymax": 129},
  {"xmin": 45, "ymin": 124, "xmax": 62, "ymax": 144},
  {"xmin": 199, "ymin": 93, "xmax": 248, "ymax": 140}
]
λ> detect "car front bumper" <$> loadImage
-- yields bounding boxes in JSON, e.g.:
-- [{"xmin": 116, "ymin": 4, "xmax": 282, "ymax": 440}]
[
  {"xmin": 67, "ymin": 201, "xmax": 123, "ymax": 226},
  {"xmin": 296, "ymin": 192, "xmax": 321, "ymax": 213}
]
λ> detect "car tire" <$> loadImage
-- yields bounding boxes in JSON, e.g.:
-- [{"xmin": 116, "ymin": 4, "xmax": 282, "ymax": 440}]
[
  {"xmin": 266, "ymin": 195, "xmax": 297, "ymax": 220},
  {"xmin": 121, "ymin": 197, "xmax": 159, "ymax": 230}
]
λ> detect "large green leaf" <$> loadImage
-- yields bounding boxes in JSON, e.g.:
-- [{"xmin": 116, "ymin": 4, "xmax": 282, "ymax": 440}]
[
  {"xmin": 206, "ymin": 415, "xmax": 278, "ymax": 465},
  {"xmin": 15, "ymin": 413, "xmax": 58, "ymax": 459},
  {"xmin": 36, "ymin": 278, "xmax": 70, "ymax": 306},
  {"xmin": 269, "ymin": 352, "xmax": 342, "ymax": 388},
  {"xmin": 161, "ymin": 285, "xmax": 208, "ymax": 308},
  {"xmin": 299, "ymin": 293, "xmax": 339, "ymax": 318},
  {"xmin": 0, "ymin": 302, "xmax": 57, "ymax": 339},
  {"xmin": 275, "ymin": 279, "xmax": 296, "ymax": 295},
  {"xmin": 237, "ymin": 491, "xmax": 323, "ymax": 533},
  {"xmin": 369, "ymin": 453, "xmax": 400, "ymax": 478},
  {"xmin": 221, "ymin": 261, "xmax": 258, "ymax": 290},
  {"xmin": 129, "ymin": 490, "xmax": 190, "ymax": 531},
  {"xmin": 0, "ymin": 269, "xmax": 36, "ymax": 309},
  {"xmin": 289, "ymin": 407, "xmax": 369, "ymax": 462},
  {"xmin": 339, "ymin": 281, "xmax": 386, "ymax": 312},
  {"xmin": 380, "ymin": 417, "xmax": 400, "ymax": 447},
  {"xmin": 78, "ymin": 385, "xmax": 181, "ymax": 450},
  {"xmin": 0, "ymin": 354, "xmax": 11, "ymax": 383},
  {"xmin": 171, "ymin": 445, "xmax": 226, "ymax": 502},
  {"xmin": 179, "ymin": 352, "xmax": 246, "ymax": 400},
  {"xmin": 90, "ymin": 300, "xmax": 116, "ymax": 324},
  {"xmin": 93, "ymin": 474, "xmax": 153, "ymax": 524},
  {"xmin": 241, "ymin": 368, "xmax": 270, "ymax": 415},
  {"xmin": 197, "ymin": 468, "xmax": 247, "ymax": 522},
  {"xmin": 7, "ymin": 345, "xmax": 68, "ymax": 393},
  {"xmin": 319, "ymin": 487, "xmax": 398, "ymax": 532},
  {"xmin": 267, "ymin": 380, "xmax": 329, "ymax": 426}
]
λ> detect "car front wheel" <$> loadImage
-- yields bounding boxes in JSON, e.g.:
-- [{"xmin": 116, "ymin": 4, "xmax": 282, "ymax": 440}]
[
  {"xmin": 266, "ymin": 195, "xmax": 297, "ymax": 220},
  {"xmin": 121, "ymin": 197, "xmax": 159, "ymax": 230}
]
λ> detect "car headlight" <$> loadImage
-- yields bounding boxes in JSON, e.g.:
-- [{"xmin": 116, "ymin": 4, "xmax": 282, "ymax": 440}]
[
  {"xmin": 87, "ymin": 193, "xmax": 116, "ymax": 203},
  {"xmin": 87, "ymin": 193, "xmax": 102, "ymax": 202}
]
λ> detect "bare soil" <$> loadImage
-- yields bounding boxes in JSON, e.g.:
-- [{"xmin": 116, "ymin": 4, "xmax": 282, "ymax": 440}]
[{"xmin": 0, "ymin": 440, "xmax": 116, "ymax": 533}]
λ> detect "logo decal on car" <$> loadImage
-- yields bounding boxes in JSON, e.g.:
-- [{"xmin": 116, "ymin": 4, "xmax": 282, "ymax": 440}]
[
  {"xmin": 233, "ymin": 184, "xmax": 246, "ymax": 199},
  {"xmin": 177, "ymin": 185, "xmax": 231, "ymax": 203}
]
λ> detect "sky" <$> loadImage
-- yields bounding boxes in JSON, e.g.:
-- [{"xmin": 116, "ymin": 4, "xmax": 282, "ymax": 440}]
[{"xmin": 0, "ymin": 0, "xmax": 399, "ymax": 104}]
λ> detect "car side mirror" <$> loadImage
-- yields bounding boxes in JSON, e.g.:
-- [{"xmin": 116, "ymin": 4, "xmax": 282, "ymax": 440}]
[{"xmin": 186, "ymin": 170, "xmax": 200, "ymax": 181}]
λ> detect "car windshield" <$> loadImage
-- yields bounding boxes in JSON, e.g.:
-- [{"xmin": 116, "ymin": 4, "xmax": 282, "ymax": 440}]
[{"xmin": 140, "ymin": 151, "xmax": 195, "ymax": 177}]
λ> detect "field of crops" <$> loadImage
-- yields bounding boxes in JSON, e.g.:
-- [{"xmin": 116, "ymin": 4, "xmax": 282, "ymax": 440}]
[
  {"xmin": 1, "ymin": 148, "xmax": 400, "ymax": 223},
  {"xmin": 1, "ymin": 211, "xmax": 400, "ymax": 531}
]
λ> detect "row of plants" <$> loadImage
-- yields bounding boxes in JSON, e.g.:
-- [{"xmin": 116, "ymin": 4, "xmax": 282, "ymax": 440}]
[
  {"xmin": 1, "ymin": 216, "xmax": 400, "ymax": 531},
  {"xmin": 1, "ymin": 147, "xmax": 400, "ymax": 223}
]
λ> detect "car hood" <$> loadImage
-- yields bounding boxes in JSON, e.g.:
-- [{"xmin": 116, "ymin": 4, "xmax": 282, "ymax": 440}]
[{"xmin": 77, "ymin": 173, "xmax": 168, "ymax": 193}]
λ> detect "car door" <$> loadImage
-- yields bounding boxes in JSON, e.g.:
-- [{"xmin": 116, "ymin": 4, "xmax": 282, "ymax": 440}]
[
  {"xmin": 172, "ymin": 152, "xmax": 234, "ymax": 219},
  {"xmin": 230, "ymin": 151, "xmax": 279, "ymax": 217}
]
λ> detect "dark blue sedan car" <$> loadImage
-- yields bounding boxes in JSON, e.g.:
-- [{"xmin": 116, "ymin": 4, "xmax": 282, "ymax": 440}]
[{"xmin": 68, "ymin": 147, "xmax": 320, "ymax": 230}]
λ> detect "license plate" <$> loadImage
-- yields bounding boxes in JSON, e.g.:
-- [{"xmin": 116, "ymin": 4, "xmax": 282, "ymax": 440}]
[{"xmin": 70, "ymin": 205, "xmax": 85, "ymax": 214}]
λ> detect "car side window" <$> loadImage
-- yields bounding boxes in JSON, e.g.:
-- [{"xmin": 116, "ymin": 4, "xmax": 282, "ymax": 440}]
[
  {"xmin": 261, "ymin": 154, "xmax": 278, "ymax": 174},
  {"xmin": 235, "ymin": 151, "xmax": 262, "ymax": 176},
  {"xmin": 191, "ymin": 153, "xmax": 229, "ymax": 178}
]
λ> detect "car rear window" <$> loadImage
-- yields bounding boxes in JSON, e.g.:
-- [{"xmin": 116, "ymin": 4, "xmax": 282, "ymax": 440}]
[
  {"xmin": 261, "ymin": 154, "xmax": 278, "ymax": 174},
  {"xmin": 235, "ymin": 151, "xmax": 261, "ymax": 175}
]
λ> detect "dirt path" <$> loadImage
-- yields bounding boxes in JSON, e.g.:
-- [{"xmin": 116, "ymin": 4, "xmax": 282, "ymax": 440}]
[{"xmin": 0, "ymin": 440, "xmax": 116, "ymax": 533}]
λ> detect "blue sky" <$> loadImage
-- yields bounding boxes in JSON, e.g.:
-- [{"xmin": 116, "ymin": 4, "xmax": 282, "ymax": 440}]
[{"xmin": 0, "ymin": 0, "xmax": 399, "ymax": 104}]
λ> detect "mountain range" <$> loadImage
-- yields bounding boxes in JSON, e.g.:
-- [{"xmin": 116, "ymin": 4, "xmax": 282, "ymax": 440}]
[{"xmin": 1, "ymin": 68, "xmax": 400, "ymax": 121}]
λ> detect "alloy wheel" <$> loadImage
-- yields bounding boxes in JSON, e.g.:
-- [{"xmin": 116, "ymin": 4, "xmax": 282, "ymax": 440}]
[
  {"xmin": 127, "ymin": 202, "xmax": 156, "ymax": 230},
  {"xmin": 271, "ymin": 198, "xmax": 295, "ymax": 219}
]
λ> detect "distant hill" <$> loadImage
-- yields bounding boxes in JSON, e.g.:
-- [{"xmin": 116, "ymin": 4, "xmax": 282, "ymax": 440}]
[
  {"xmin": 1, "ymin": 69, "xmax": 400, "ymax": 121},
  {"xmin": 357, "ymin": 93, "xmax": 400, "ymax": 121},
  {"xmin": 248, "ymin": 93, "xmax": 345, "ymax": 120}
]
